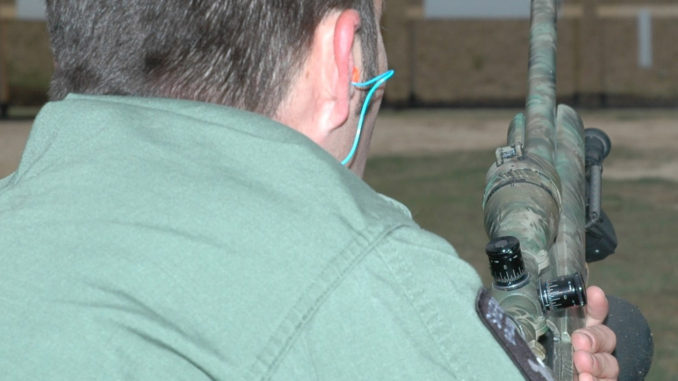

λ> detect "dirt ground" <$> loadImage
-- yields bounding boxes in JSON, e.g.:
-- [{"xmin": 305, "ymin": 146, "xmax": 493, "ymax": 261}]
[
  {"xmin": 2, "ymin": 108, "xmax": 677, "ymax": 181},
  {"xmin": 370, "ymin": 108, "xmax": 678, "ymax": 182},
  {"xmin": 0, "ymin": 120, "xmax": 31, "ymax": 178}
]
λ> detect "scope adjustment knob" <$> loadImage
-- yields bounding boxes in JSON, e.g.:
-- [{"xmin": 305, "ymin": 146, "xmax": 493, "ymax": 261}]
[
  {"xmin": 539, "ymin": 272, "xmax": 587, "ymax": 311},
  {"xmin": 485, "ymin": 236, "xmax": 529, "ymax": 290}
]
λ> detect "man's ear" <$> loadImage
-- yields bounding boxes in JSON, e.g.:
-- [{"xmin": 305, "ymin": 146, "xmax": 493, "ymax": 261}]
[
  {"xmin": 327, "ymin": 9, "xmax": 360, "ymax": 129},
  {"xmin": 274, "ymin": 9, "xmax": 360, "ymax": 146}
]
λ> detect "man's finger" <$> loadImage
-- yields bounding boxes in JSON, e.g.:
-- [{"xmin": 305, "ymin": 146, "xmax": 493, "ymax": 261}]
[
  {"xmin": 585, "ymin": 286, "xmax": 609, "ymax": 327},
  {"xmin": 573, "ymin": 351, "xmax": 619, "ymax": 380},
  {"xmin": 577, "ymin": 374, "xmax": 618, "ymax": 381},
  {"xmin": 572, "ymin": 325, "xmax": 617, "ymax": 354}
]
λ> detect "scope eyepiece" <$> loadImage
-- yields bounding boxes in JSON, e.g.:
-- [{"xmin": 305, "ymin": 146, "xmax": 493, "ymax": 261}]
[{"xmin": 585, "ymin": 128, "xmax": 612, "ymax": 166}]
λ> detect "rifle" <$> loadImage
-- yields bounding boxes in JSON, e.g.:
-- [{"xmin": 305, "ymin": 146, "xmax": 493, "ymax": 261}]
[{"xmin": 481, "ymin": 0, "xmax": 616, "ymax": 379}]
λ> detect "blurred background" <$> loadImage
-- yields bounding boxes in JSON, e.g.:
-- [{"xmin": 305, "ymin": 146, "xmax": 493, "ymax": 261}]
[
  {"xmin": 383, "ymin": 0, "xmax": 678, "ymax": 108},
  {"xmin": 0, "ymin": 0, "xmax": 676, "ymax": 379}
]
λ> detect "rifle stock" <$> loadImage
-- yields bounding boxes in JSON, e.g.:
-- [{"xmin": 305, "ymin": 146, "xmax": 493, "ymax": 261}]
[{"xmin": 482, "ymin": 0, "xmax": 589, "ymax": 378}]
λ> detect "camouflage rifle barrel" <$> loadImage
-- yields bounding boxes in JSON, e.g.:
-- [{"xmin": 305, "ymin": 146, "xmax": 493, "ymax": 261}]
[
  {"xmin": 483, "ymin": 0, "xmax": 588, "ymax": 379},
  {"xmin": 525, "ymin": 0, "xmax": 558, "ymax": 165}
]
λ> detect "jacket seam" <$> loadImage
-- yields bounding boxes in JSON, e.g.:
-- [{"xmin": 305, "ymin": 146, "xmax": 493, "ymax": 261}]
[
  {"xmin": 375, "ymin": 236, "xmax": 477, "ymax": 380},
  {"xmin": 245, "ymin": 222, "xmax": 410, "ymax": 381}
]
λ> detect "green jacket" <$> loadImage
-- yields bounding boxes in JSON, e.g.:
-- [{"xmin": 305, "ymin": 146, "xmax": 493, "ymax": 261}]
[{"xmin": 0, "ymin": 95, "xmax": 523, "ymax": 380}]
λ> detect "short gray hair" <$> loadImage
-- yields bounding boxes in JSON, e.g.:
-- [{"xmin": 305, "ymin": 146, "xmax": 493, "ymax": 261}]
[{"xmin": 46, "ymin": 0, "xmax": 378, "ymax": 116}]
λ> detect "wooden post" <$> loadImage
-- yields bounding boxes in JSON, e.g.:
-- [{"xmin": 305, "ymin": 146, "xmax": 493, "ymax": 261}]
[
  {"xmin": 576, "ymin": 0, "xmax": 604, "ymax": 106},
  {"xmin": 0, "ymin": 13, "xmax": 10, "ymax": 117},
  {"xmin": 381, "ymin": 0, "xmax": 416, "ymax": 106}
]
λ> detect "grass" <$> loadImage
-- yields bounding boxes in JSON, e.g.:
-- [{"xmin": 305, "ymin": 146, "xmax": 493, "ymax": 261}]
[
  {"xmin": 5, "ymin": 105, "xmax": 40, "ymax": 119},
  {"xmin": 364, "ymin": 151, "xmax": 678, "ymax": 381}
]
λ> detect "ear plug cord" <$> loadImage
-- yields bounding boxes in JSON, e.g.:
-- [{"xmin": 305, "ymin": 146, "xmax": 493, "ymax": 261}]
[{"xmin": 341, "ymin": 69, "xmax": 395, "ymax": 166}]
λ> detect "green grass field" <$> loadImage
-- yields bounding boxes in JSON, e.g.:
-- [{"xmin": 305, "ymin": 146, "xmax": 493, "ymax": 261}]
[{"xmin": 365, "ymin": 151, "xmax": 678, "ymax": 381}]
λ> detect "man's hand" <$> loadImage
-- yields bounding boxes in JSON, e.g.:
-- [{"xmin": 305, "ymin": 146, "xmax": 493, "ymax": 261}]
[{"xmin": 572, "ymin": 286, "xmax": 619, "ymax": 381}]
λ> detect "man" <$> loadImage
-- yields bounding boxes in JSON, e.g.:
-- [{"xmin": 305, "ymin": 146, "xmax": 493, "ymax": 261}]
[{"xmin": 0, "ymin": 0, "xmax": 617, "ymax": 379}]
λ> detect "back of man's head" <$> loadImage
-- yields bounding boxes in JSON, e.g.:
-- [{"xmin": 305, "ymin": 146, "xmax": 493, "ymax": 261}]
[{"xmin": 46, "ymin": 0, "xmax": 378, "ymax": 117}]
